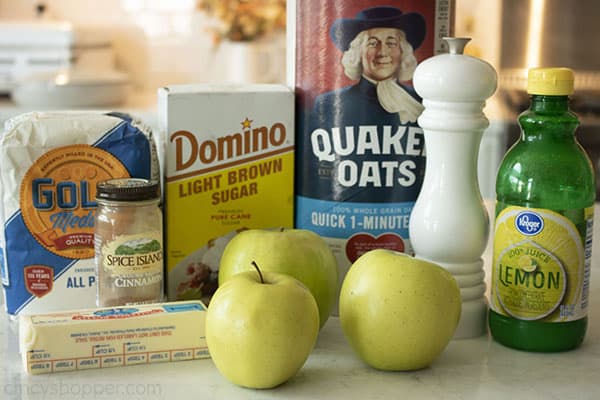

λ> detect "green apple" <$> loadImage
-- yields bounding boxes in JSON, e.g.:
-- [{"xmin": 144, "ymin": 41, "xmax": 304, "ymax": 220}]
[
  {"xmin": 206, "ymin": 264, "xmax": 319, "ymax": 389},
  {"xmin": 219, "ymin": 229, "xmax": 338, "ymax": 328},
  {"xmin": 339, "ymin": 249, "xmax": 461, "ymax": 371}
]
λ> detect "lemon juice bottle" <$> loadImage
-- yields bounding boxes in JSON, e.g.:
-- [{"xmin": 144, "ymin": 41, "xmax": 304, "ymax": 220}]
[{"xmin": 489, "ymin": 68, "xmax": 595, "ymax": 351}]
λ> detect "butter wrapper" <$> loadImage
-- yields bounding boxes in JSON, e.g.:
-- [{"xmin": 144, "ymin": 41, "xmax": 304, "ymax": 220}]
[{"xmin": 19, "ymin": 300, "xmax": 208, "ymax": 374}]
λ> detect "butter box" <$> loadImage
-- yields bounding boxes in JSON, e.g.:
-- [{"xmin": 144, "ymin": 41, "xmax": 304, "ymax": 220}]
[
  {"xmin": 19, "ymin": 300, "xmax": 208, "ymax": 374},
  {"xmin": 158, "ymin": 84, "xmax": 295, "ymax": 303}
]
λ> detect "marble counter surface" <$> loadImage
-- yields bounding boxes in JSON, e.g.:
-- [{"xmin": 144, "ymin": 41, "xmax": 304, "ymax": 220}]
[{"xmin": 1, "ymin": 205, "xmax": 600, "ymax": 399}]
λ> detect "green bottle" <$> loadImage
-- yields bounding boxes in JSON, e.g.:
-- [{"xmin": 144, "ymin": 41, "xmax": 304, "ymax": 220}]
[{"xmin": 489, "ymin": 67, "xmax": 595, "ymax": 352}]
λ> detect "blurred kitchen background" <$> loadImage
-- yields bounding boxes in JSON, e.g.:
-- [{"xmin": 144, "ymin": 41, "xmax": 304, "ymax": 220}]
[{"xmin": 0, "ymin": 0, "xmax": 599, "ymax": 199}]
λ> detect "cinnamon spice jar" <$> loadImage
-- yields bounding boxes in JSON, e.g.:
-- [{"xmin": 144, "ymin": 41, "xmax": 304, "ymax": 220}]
[{"xmin": 94, "ymin": 178, "xmax": 164, "ymax": 306}]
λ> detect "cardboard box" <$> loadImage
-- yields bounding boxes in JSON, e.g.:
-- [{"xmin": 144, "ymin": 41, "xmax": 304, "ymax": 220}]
[{"xmin": 158, "ymin": 84, "xmax": 294, "ymax": 303}]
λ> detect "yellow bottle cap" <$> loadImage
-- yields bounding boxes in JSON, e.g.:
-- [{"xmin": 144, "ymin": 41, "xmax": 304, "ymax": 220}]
[{"xmin": 527, "ymin": 67, "xmax": 574, "ymax": 95}]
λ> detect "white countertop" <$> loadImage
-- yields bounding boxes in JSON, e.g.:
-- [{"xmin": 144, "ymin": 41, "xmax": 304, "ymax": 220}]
[{"xmin": 1, "ymin": 204, "xmax": 600, "ymax": 399}]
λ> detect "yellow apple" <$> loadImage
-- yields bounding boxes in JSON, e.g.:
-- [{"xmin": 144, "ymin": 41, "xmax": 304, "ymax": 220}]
[
  {"xmin": 339, "ymin": 249, "xmax": 461, "ymax": 371},
  {"xmin": 218, "ymin": 228, "xmax": 338, "ymax": 328},
  {"xmin": 206, "ymin": 266, "xmax": 319, "ymax": 389}
]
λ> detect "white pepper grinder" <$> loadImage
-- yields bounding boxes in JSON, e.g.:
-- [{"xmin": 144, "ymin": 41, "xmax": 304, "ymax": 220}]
[{"xmin": 409, "ymin": 37, "xmax": 497, "ymax": 339}]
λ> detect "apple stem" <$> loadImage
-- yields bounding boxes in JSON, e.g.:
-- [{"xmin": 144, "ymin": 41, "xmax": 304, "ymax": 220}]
[{"xmin": 251, "ymin": 261, "xmax": 265, "ymax": 284}]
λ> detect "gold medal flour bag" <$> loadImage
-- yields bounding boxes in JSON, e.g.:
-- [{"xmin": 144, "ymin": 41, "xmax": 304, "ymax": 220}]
[{"xmin": 0, "ymin": 112, "xmax": 158, "ymax": 317}]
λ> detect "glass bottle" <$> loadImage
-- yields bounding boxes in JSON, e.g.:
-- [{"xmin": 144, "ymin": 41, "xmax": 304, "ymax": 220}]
[
  {"xmin": 489, "ymin": 67, "xmax": 595, "ymax": 351},
  {"xmin": 95, "ymin": 178, "xmax": 164, "ymax": 307}
]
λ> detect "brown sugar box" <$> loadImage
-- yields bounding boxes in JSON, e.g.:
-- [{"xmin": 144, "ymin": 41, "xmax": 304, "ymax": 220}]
[{"xmin": 158, "ymin": 84, "xmax": 294, "ymax": 304}]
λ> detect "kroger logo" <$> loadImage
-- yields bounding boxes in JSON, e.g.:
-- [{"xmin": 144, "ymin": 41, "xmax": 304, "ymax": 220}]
[{"xmin": 515, "ymin": 211, "xmax": 544, "ymax": 236}]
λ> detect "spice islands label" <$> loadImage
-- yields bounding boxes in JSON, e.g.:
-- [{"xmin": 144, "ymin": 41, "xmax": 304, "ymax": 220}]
[
  {"xmin": 491, "ymin": 205, "xmax": 594, "ymax": 322},
  {"xmin": 101, "ymin": 232, "xmax": 163, "ymax": 288},
  {"xmin": 20, "ymin": 145, "xmax": 130, "ymax": 259}
]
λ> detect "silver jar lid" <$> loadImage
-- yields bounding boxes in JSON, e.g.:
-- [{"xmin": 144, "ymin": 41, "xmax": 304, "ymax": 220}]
[{"xmin": 96, "ymin": 178, "xmax": 159, "ymax": 201}]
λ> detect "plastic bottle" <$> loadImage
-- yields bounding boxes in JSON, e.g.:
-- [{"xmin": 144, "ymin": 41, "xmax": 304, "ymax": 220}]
[{"xmin": 489, "ymin": 67, "xmax": 595, "ymax": 351}]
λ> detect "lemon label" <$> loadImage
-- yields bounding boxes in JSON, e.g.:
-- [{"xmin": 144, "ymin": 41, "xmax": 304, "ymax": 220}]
[{"xmin": 491, "ymin": 205, "xmax": 593, "ymax": 322}]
